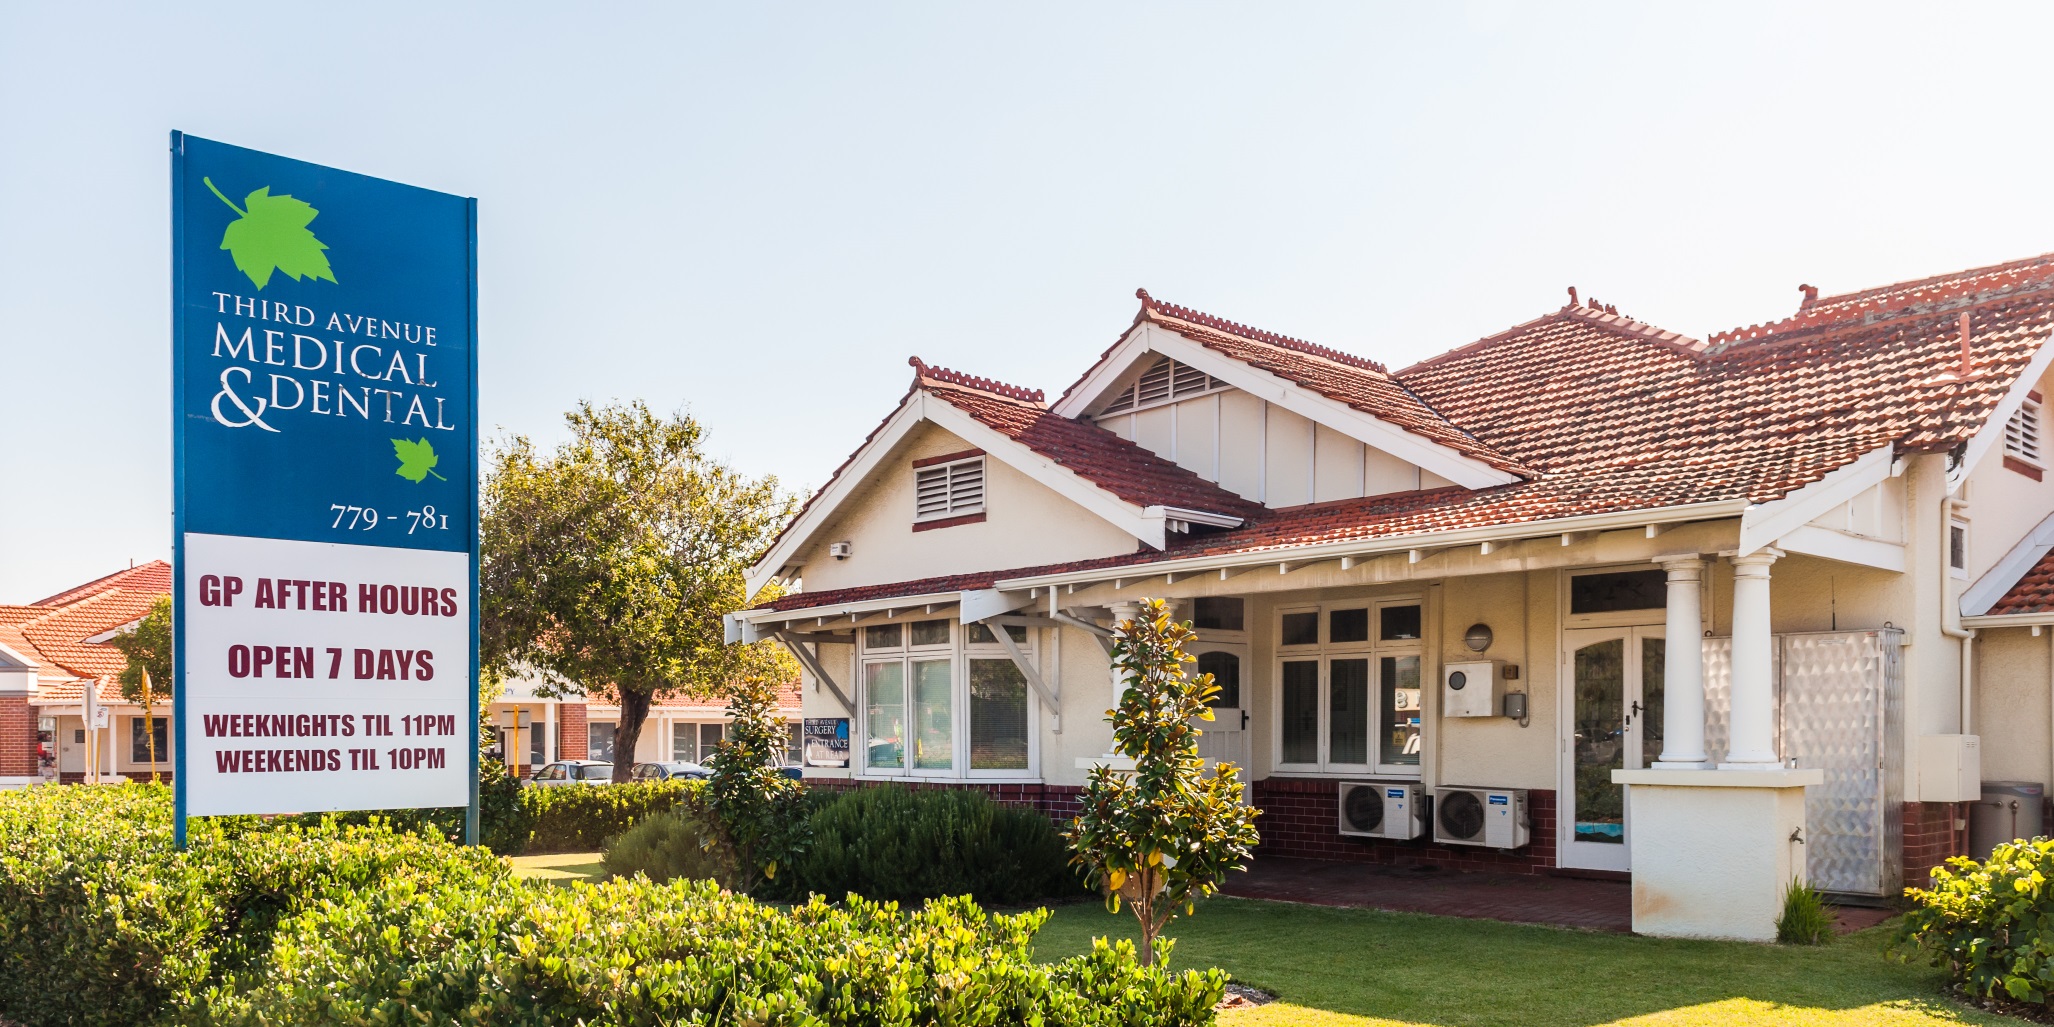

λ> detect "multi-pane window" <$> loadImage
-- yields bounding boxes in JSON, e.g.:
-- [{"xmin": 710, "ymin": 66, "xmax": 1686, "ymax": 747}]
[
  {"xmin": 129, "ymin": 716, "xmax": 168, "ymax": 763},
  {"xmin": 1097, "ymin": 356, "xmax": 1228, "ymax": 414},
  {"xmin": 1276, "ymin": 600, "xmax": 1423, "ymax": 775},
  {"xmin": 588, "ymin": 722, "xmax": 617, "ymax": 763},
  {"xmin": 672, "ymin": 722, "xmax": 725, "ymax": 763},
  {"xmin": 860, "ymin": 618, "xmax": 1035, "ymax": 777},
  {"xmin": 914, "ymin": 457, "xmax": 984, "ymax": 521},
  {"xmin": 2007, "ymin": 399, "xmax": 2043, "ymax": 465}
]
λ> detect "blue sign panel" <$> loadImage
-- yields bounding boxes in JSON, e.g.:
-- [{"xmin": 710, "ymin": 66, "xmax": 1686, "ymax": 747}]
[
  {"xmin": 175, "ymin": 134, "xmax": 473, "ymax": 550},
  {"xmin": 171, "ymin": 132, "xmax": 478, "ymax": 834}
]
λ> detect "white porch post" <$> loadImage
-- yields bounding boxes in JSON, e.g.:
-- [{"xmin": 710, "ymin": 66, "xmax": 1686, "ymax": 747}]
[
  {"xmin": 1720, "ymin": 550, "xmax": 1783, "ymax": 768},
  {"xmin": 544, "ymin": 702, "xmax": 558, "ymax": 764},
  {"xmin": 1654, "ymin": 557, "xmax": 1708, "ymax": 769}
]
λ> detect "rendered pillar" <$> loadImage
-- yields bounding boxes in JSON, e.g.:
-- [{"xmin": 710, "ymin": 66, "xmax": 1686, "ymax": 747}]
[
  {"xmin": 1721, "ymin": 551, "xmax": 1782, "ymax": 768},
  {"xmin": 1614, "ymin": 768, "xmax": 1820, "ymax": 941},
  {"xmin": 1654, "ymin": 557, "xmax": 1708, "ymax": 768}
]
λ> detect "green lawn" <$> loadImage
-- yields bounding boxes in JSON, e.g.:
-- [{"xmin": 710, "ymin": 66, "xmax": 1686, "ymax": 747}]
[
  {"xmin": 508, "ymin": 851, "xmax": 606, "ymax": 884},
  {"xmin": 1032, "ymin": 898, "xmax": 2024, "ymax": 1027},
  {"xmin": 511, "ymin": 856, "xmax": 2020, "ymax": 1026}
]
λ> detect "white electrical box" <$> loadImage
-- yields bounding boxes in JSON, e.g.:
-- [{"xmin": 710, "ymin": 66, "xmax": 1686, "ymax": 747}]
[
  {"xmin": 1442, "ymin": 661, "xmax": 1500, "ymax": 717},
  {"xmin": 1918, "ymin": 734, "xmax": 1982, "ymax": 802}
]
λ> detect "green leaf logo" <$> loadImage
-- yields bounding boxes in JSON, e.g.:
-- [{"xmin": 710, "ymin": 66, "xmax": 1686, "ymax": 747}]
[
  {"xmin": 205, "ymin": 177, "xmax": 337, "ymax": 290},
  {"xmin": 391, "ymin": 438, "xmax": 447, "ymax": 483}
]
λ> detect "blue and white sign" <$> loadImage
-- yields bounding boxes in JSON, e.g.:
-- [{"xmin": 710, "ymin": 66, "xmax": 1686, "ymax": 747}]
[{"xmin": 171, "ymin": 133, "xmax": 477, "ymax": 823}]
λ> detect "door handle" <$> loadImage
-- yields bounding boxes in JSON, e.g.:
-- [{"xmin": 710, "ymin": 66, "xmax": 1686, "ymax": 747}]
[{"xmin": 1241, "ymin": 710, "xmax": 1250, "ymax": 730}]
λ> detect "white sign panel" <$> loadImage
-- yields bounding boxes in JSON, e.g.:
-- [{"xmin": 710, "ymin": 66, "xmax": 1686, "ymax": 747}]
[{"xmin": 181, "ymin": 534, "xmax": 469, "ymax": 814}]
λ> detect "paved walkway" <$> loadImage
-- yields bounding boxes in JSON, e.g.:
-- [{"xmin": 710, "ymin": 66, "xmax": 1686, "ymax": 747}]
[{"xmin": 1222, "ymin": 857, "xmax": 1898, "ymax": 935}]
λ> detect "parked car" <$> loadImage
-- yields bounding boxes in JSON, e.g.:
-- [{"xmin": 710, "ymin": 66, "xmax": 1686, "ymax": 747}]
[
  {"xmin": 526, "ymin": 759, "xmax": 617, "ymax": 785},
  {"xmin": 632, "ymin": 761, "xmax": 711, "ymax": 781}
]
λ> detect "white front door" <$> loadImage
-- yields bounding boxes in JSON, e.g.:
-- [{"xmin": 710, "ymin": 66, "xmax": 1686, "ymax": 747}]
[
  {"xmin": 1190, "ymin": 642, "xmax": 1252, "ymax": 784},
  {"xmin": 1559, "ymin": 627, "xmax": 1666, "ymax": 872}
]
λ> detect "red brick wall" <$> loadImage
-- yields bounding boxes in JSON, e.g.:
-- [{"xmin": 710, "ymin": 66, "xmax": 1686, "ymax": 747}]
[
  {"xmin": 0, "ymin": 695, "xmax": 36, "ymax": 778},
  {"xmin": 1253, "ymin": 777, "xmax": 1559, "ymax": 875},
  {"xmin": 558, "ymin": 703, "xmax": 588, "ymax": 760},
  {"xmin": 1903, "ymin": 800, "xmax": 1968, "ymax": 887}
]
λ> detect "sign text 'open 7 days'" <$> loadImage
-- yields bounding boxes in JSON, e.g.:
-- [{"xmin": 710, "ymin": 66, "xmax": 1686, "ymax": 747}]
[{"xmin": 171, "ymin": 133, "xmax": 478, "ymax": 830}]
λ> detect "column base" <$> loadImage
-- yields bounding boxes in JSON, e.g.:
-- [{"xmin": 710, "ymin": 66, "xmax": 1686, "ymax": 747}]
[
  {"xmin": 1715, "ymin": 760, "xmax": 1785, "ymax": 771},
  {"xmin": 1651, "ymin": 759, "xmax": 1709, "ymax": 770},
  {"xmin": 1613, "ymin": 768, "xmax": 1822, "ymax": 941}
]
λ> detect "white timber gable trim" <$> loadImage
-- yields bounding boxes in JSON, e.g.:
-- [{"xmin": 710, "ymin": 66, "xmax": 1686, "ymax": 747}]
[
  {"xmin": 1955, "ymin": 333, "xmax": 2054, "ymax": 493},
  {"xmin": 0, "ymin": 641, "xmax": 38, "ymax": 698},
  {"xmin": 1961, "ymin": 508, "xmax": 2054, "ymax": 616},
  {"xmin": 1054, "ymin": 323, "xmax": 1519, "ymax": 490},
  {"xmin": 1737, "ymin": 445, "xmax": 1903, "ymax": 567},
  {"xmin": 746, "ymin": 389, "xmax": 1237, "ymax": 596}
]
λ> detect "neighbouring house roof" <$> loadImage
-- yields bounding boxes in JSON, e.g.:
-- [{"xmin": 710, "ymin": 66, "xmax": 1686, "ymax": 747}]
[
  {"xmin": 759, "ymin": 253, "xmax": 2054, "ymax": 614},
  {"xmin": 1982, "ymin": 549, "xmax": 2054, "ymax": 616},
  {"xmin": 577, "ymin": 680, "xmax": 805, "ymax": 718},
  {"xmin": 10, "ymin": 560, "xmax": 172, "ymax": 706}
]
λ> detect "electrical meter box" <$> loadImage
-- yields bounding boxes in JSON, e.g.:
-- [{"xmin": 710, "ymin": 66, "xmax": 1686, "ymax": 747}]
[
  {"xmin": 1918, "ymin": 734, "xmax": 1981, "ymax": 802},
  {"xmin": 1442, "ymin": 661, "xmax": 1500, "ymax": 718}
]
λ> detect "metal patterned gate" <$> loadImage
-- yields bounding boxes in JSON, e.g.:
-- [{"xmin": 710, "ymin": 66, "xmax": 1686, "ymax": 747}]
[{"xmin": 1701, "ymin": 628, "xmax": 1904, "ymax": 897}]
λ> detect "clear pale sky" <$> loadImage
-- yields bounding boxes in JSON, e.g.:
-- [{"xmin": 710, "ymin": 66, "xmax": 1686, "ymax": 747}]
[{"xmin": 6, "ymin": 3, "xmax": 2054, "ymax": 602}]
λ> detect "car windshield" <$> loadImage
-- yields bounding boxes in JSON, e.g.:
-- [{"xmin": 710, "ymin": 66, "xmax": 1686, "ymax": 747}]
[{"xmin": 577, "ymin": 765, "xmax": 612, "ymax": 780}]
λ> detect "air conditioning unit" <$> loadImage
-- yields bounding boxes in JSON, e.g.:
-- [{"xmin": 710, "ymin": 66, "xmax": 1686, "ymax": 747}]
[
  {"xmin": 1337, "ymin": 782, "xmax": 1424, "ymax": 840},
  {"xmin": 1433, "ymin": 786, "xmax": 1529, "ymax": 848}
]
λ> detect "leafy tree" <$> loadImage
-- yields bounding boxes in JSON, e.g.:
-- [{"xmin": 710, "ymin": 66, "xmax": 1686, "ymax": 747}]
[
  {"xmin": 480, "ymin": 401, "xmax": 795, "ymax": 782},
  {"xmin": 705, "ymin": 650, "xmax": 807, "ymax": 891},
  {"xmin": 1067, "ymin": 598, "xmax": 1261, "ymax": 966},
  {"xmin": 109, "ymin": 595, "xmax": 172, "ymax": 782}
]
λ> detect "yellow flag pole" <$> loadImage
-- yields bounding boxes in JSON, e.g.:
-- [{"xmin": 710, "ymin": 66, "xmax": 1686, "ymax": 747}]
[{"xmin": 142, "ymin": 668, "xmax": 159, "ymax": 785}]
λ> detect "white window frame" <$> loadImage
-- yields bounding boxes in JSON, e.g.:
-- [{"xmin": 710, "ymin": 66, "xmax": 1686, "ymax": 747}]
[
  {"xmin": 1272, "ymin": 597, "xmax": 1424, "ymax": 777},
  {"xmin": 1950, "ymin": 518, "xmax": 1970, "ymax": 579},
  {"xmin": 2006, "ymin": 398, "xmax": 2044, "ymax": 468},
  {"xmin": 914, "ymin": 456, "xmax": 985, "ymax": 523},
  {"xmin": 856, "ymin": 617, "xmax": 1040, "ymax": 781},
  {"xmin": 1562, "ymin": 565, "xmax": 1673, "ymax": 630}
]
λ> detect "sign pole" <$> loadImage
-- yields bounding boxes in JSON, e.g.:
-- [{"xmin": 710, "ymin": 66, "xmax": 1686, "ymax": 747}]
[
  {"xmin": 464, "ymin": 196, "xmax": 481, "ymax": 849},
  {"xmin": 171, "ymin": 130, "xmax": 190, "ymax": 851}
]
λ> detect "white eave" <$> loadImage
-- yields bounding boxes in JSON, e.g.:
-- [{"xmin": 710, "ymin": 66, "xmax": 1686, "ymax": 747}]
[
  {"xmin": 1053, "ymin": 321, "xmax": 1521, "ymax": 490},
  {"xmin": 1962, "ymin": 508, "xmax": 2054, "ymax": 617}
]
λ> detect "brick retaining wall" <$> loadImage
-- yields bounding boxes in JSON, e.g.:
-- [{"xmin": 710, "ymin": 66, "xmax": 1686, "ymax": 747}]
[{"xmin": 1903, "ymin": 800, "xmax": 1967, "ymax": 887}]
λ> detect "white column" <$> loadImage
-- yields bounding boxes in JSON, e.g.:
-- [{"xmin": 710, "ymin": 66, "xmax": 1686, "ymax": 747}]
[
  {"xmin": 1654, "ymin": 557, "xmax": 1708, "ymax": 769},
  {"xmin": 1720, "ymin": 550, "xmax": 1782, "ymax": 768},
  {"xmin": 544, "ymin": 702, "xmax": 558, "ymax": 764}
]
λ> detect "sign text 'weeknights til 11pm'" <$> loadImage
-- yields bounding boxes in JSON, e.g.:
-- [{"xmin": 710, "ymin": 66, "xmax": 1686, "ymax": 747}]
[{"xmin": 171, "ymin": 132, "xmax": 478, "ymax": 822}]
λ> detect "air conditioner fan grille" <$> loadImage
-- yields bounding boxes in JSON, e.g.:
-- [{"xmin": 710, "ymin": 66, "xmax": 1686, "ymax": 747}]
[
  {"xmin": 1439, "ymin": 789, "xmax": 1485, "ymax": 840},
  {"xmin": 1342, "ymin": 786, "xmax": 1384, "ymax": 832}
]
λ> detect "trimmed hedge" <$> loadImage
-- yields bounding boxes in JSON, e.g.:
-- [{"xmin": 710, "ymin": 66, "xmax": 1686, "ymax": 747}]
[
  {"xmin": 0, "ymin": 783, "xmax": 505, "ymax": 1027},
  {"xmin": 1901, "ymin": 836, "xmax": 2054, "ymax": 1005},
  {"xmin": 601, "ymin": 808, "xmax": 733, "ymax": 885},
  {"xmin": 0, "ymin": 782, "xmax": 1224, "ymax": 1027},
  {"xmin": 522, "ymin": 778, "xmax": 700, "ymax": 852},
  {"xmin": 786, "ymin": 784, "xmax": 1084, "ymax": 905},
  {"xmin": 217, "ymin": 878, "xmax": 1223, "ymax": 1026}
]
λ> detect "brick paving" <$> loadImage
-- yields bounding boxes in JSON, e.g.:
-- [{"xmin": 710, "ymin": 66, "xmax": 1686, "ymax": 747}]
[{"xmin": 1224, "ymin": 856, "xmax": 1898, "ymax": 936}]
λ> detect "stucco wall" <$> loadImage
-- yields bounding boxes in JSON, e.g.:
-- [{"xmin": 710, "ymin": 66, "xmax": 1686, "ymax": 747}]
[
  {"xmin": 1976, "ymin": 627, "xmax": 2052, "ymax": 788},
  {"xmin": 1963, "ymin": 362, "xmax": 2054, "ymax": 584},
  {"xmin": 1435, "ymin": 569, "xmax": 1557, "ymax": 790},
  {"xmin": 798, "ymin": 423, "xmax": 1141, "ymax": 594}
]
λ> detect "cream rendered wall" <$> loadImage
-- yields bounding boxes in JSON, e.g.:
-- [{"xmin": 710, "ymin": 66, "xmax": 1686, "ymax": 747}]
[
  {"xmin": 1975, "ymin": 628, "xmax": 2052, "ymax": 789},
  {"xmin": 1264, "ymin": 406, "xmax": 1314, "ymax": 505},
  {"xmin": 1177, "ymin": 397, "xmax": 1218, "ymax": 479},
  {"xmin": 1132, "ymin": 406, "xmax": 1174, "ymax": 460},
  {"xmin": 1217, "ymin": 392, "xmax": 1265, "ymax": 499},
  {"xmin": 1434, "ymin": 570, "xmax": 1558, "ymax": 790},
  {"xmin": 797, "ymin": 423, "xmax": 1142, "ymax": 594}
]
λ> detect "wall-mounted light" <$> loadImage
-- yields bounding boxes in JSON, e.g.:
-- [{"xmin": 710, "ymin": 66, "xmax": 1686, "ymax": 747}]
[{"xmin": 1463, "ymin": 623, "xmax": 1494, "ymax": 653}]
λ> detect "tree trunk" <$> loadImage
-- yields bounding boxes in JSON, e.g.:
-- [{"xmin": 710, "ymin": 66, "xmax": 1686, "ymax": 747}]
[{"xmin": 613, "ymin": 687, "xmax": 652, "ymax": 782}]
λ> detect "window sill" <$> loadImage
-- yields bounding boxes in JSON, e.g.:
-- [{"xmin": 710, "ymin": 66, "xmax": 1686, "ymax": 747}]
[
  {"xmin": 1269, "ymin": 769, "xmax": 1424, "ymax": 780},
  {"xmin": 853, "ymin": 773, "xmax": 1042, "ymax": 785},
  {"xmin": 912, "ymin": 512, "xmax": 986, "ymax": 532}
]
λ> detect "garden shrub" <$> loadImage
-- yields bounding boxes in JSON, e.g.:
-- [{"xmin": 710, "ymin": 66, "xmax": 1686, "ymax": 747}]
[
  {"xmin": 522, "ymin": 777, "xmax": 700, "ymax": 852},
  {"xmin": 1776, "ymin": 879, "xmax": 1833, "ymax": 945},
  {"xmin": 0, "ymin": 782, "xmax": 506, "ymax": 1027},
  {"xmin": 290, "ymin": 757, "xmax": 532, "ymax": 855},
  {"xmin": 218, "ymin": 876, "xmax": 1226, "ymax": 1026},
  {"xmin": 601, "ymin": 808, "xmax": 733, "ymax": 885},
  {"xmin": 1900, "ymin": 837, "xmax": 2054, "ymax": 1005},
  {"xmin": 787, "ymin": 784, "xmax": 1083, "ymax": 905}
]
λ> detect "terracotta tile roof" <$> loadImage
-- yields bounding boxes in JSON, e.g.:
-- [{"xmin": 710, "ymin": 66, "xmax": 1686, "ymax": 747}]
[
  {"xmin": 755, "ymin": 254, "xmax": 2054, "ymax": 614},
  {"xmin": 19, "ymin": 589, "xmax": 163, "ymax": 681},
  {"xmin": 32, "ymin": 561, "xmax": 171, "ymax": 606},
  {"xmin": 911, "ymin": 358, "xmax": 1260, "ymax": 517},
  {"xmin": 1985, "ymin": 549, "xmax": 2054, "ymax": 616},
  {"xmin": 1129, "ymin": 292, "xmax": 1535, "ymax": 476},
  {"xmin": 582, "ymin": 680, "xmax": 804, "ymax": 717}
]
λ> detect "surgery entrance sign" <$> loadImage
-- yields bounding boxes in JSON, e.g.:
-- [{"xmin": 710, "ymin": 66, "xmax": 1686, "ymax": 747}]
[{"xmin": 171, "ymin": 133, "xmax": 478, "ymax": 839}]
